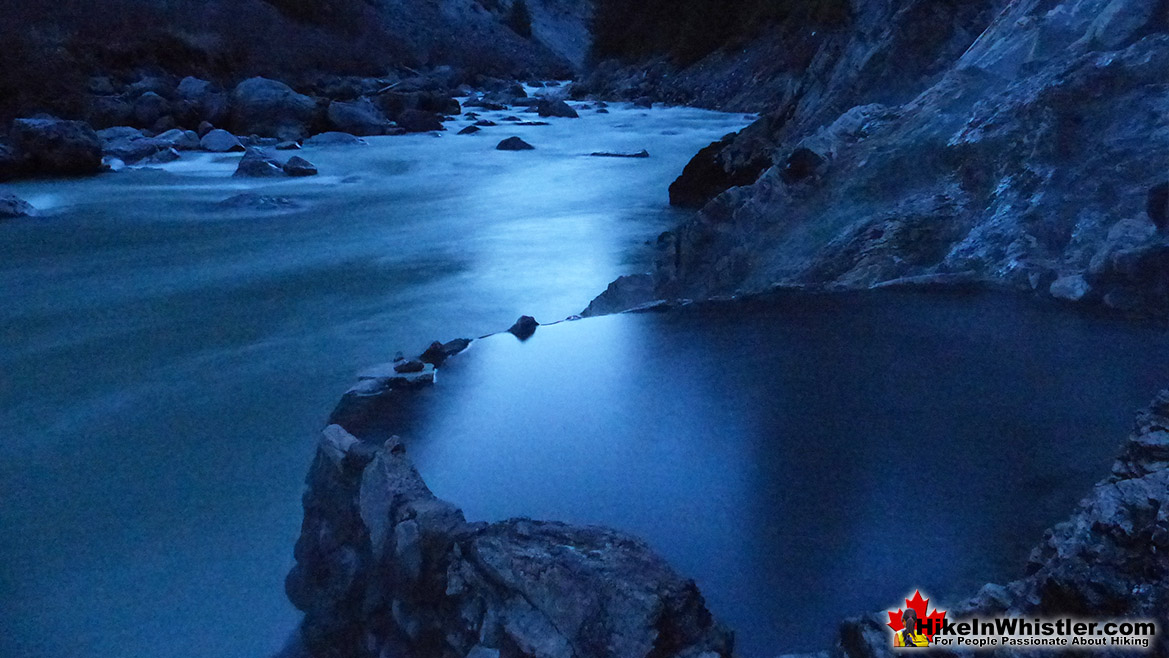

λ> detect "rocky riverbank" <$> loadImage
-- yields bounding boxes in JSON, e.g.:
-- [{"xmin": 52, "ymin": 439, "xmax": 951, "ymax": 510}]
[
  {"xmin": 580, "ymin": 0, "xmax": 1169, "ymax": 321},
  {"xmin": 286, "ymin": 304, "xmax": 1169, "ymax": 658}
]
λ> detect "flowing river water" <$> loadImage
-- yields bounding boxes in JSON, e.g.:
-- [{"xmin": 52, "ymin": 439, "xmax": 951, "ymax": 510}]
[
  {"xmin": 0, "ymin": 102, "xmax": 750, "ymax": 658},
  {"xmin": 2, "ymin": 101, "xmax": 1168, "ymax": 658}
]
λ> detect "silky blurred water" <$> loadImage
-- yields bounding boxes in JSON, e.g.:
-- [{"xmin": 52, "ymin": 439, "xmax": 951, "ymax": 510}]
[
  {"xmin": 0, "ymin": 102, "xmax": 751, "ymax": 658},
  {"xmin": 403, "ymin": 292, "xmax": 1169, "ymax": 657}
]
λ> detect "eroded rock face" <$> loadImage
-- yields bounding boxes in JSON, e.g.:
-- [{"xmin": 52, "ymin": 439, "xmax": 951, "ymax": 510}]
[
  {"xmin": 287, "ymin": 355, "xmax": 733, "ymax": 658},
  {"xmin": 838, "ymin": 390, "xmax": 1169, "ymax": 657},
  {"xmin": 646, "ymin": 0, "xmax": 1169, "ymax": 317}
]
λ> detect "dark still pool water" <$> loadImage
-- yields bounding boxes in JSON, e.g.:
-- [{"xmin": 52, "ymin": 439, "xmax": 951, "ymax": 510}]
[{"xmin": 397, "ymin": 291, "xmax": 1169, "ymax": 657}]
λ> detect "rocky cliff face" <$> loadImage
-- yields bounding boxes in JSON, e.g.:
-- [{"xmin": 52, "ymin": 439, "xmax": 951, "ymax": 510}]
[
  {"xmin": 595, "ymin": 0, "xmax": 1169, "ymax": 319},
  {"xmin": 285, "ymin": 339, "xmax": 732, "ymax": 658}
]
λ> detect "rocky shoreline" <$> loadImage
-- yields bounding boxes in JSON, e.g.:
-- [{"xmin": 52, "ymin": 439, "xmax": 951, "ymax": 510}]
[{"xmin": 286, "ymin": 299, "xmax": 1168, "ymax": 658}]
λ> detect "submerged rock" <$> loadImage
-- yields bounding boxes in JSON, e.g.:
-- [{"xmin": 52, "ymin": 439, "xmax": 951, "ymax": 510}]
[
  {"xmin": 457, "ymin": 125, "xmax": 481, "ymax": 135},
  {"xmin": 496, "ymin": 136, "xmax": 534, "ymax": 151},
  {"xmin": 216, "ymin": 193, "xmax": 301, "ymax": 211},
  {"xmin": 419, "ymin": 338, "xmax": 472, "ymax": 367},
  {"xmin": 590, "ymin": 149, "xmax": 650, "ymax": 158}
]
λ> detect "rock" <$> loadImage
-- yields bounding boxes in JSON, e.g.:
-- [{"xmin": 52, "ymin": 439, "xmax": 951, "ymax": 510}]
[
  {"xmin": 303, "ymin": 132, "xmax": 367, "ymax": 147},
  {"xmin": 326, "ymin": 98, "xmax": 391, "ymax": 136},
  {"xmin": 779, "ymin": 147, "xmax": 826, "ymax": 183},
  {"xmin": 230, "ymin": 77, "xmax": 318, "ymax": 141},
  {"xmin": 496, "ymin": 136, "xmax": 534, "ymax": 151},
  {"xmin": 596, "ymin": 108, "xmax": 610, "ymax": 114},
  {"xmin": 216, "ymin": 194, "xmax": 301, "ymax": 211},
  {"xmin": 145, "ymin": 147, "xmax": 181, "ymax": 164},
  {"xmin": 632, "ymin": 96, "xmax": 654, "ymax": 108},
  {"xmin": 1049, "ymin": 274, "xmax": 1092, "ymax": 302},
  {"xmin": 419, "ymin": 338, "xmax": 472, "ymax": 367},
  {"xmin": 0, "ymin": 193, "xmax": 34, "ymax": 219},
  {"xmin": 474, "ymin": 120, "xmax": 497, "ymax": 127},
  {"xmin": 233, "ymin": 148, "xmax": 285, "ymax": 178},
  {"xmin": 197, "ymin": 121, "xmax": 214, "ymax": 138},
  {"xmin": 536, "ymin": 99, "xmax": 579, "ymax": 118},
  {"xmin": 88, "ymin": 76, "xmax": 116, "ymax": 95},
  {"xmin": 177, "ymin": 76, "xmax": 211, "ymax": 100},
  {"xmin": 282, "ymin": 156, "xmax": 318, "ymax": 177},
  {"xmin": 457, "ymin": 125, "xmax": 481, "ymax": 135},
  {"xmin": 395, "ymin": 109, "xmax": 444, "ymax": 133},
  {"xmin": 99, "ymin": 128, "xmax": 166, "ymax": 163},
  {"xmin": 589, "ymin": 149, "xmax": 650, "ymax": 158},
  {"xmin": 288, "ymin": 428, "xmax": 733, "ymax": 658},
  {"xmin": 154, "ymin": 129, "xmax": 200, "ymax": 151},
  {"xmin": 507, "ymin": 315, "xmax": 539, "ymax": 339},
  {"xmin": 11, "ymin": 117, "xmax": 103, "ymax": 176},
  {"xmin": 668, "ymin": 131, "xmax": 772, "ymax": 208},
  {"xmin": 582, "ymin": 274, "xmax": 656, "ymax": 317},
  {"xmin": 393, "ymin": 359, "xmax": 426, "ymax": 374},
  {"xmin": 132, "ymin": 91, "xmax": 169, "ymax": 127},
  {"xmin": 275, "ymin": 141, "xmax": 301, "ymax": 150},
  {"xmin": 200, "ymin": 129, "xmax": 244, "ymax": 153}
]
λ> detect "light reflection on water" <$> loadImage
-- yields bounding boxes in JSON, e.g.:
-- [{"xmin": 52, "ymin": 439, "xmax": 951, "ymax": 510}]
[
  {"xmin": 0, "ymin": 104, "xmax": 750, "ymax": 658},
  {"xmin": 402, "ymin": 292, "xmax": 1169, "ymax": 656}
]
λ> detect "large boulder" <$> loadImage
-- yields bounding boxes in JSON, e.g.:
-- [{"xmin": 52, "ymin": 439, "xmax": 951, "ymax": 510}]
[
  {"xmin": 668, "ymin": 131, "xmax": 773, "ymax": 208},
  {"xmin": 326, "ymin": 98, "xmax": 391, "ymax": 136},
  {"xmin": 230, "ymin": 77, "xmax": 318, "ymax": 141},
  {"xmin": 154, "ymin": 129, "xmax": 201, "ymax": 151},
  {"xmin": 177, "ymin": 76, "xmax": 229, "ymax": 126},
  {"xmin": 374, "ymin": 91, "xmax": 461, "ymax": 119},
  {"xmin": 395, "ymin": 109, "xmax": 444, "ymax": 133},
  {"xmin": 11, "ymin": 117, "xmax": 103, "ymax": 176},
  {"xmin": 537, "ymin": 99, "xmax": 579, "ymax": 118},
  {"xmin": 132, "ymin": 91, "xmax": 169, "ymax": 127},
  {"xmin": 200, "ymin": 129, "xmax": 244, "ymax": 153}
]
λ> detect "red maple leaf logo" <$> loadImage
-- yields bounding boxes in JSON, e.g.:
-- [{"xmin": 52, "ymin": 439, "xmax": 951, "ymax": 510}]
[{"xmin": 887, "ymin": 590, "xmax": 947, "ymax": 642}]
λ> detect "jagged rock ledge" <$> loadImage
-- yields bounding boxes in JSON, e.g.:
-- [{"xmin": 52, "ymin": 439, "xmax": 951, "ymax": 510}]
[{"xmin": 285, "ymin": 331, "xmax": 733, "ymax": 658}]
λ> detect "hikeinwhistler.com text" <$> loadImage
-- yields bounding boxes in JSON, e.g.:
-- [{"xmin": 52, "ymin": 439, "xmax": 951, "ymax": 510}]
[{"xmin": 911, "ymin": 617, "xmax": 1157, "ymax": 650}]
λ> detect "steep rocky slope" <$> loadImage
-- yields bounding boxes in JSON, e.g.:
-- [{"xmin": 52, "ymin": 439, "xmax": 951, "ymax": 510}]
[
  {"xmin": 587, "ymin": 0, "xmax": 1169, "ymax": 319},
  {"xmin": 0, "ymin": 0, "xmax": 588, "ymax": 125}
]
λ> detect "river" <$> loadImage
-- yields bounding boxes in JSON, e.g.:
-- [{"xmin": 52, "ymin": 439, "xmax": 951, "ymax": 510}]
[{"xmin": 0, "ymin": 102, "xmax": 751, "ymax": 658}]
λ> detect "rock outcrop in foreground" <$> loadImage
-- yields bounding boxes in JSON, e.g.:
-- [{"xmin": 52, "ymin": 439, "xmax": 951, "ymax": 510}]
[
  {"xmin": 286, "ymin": 336, "xmax": 732, "ymax": 658},
  {"xmin": 612, "ymin": 0, "xmax": 1169, "ymax": 319}
]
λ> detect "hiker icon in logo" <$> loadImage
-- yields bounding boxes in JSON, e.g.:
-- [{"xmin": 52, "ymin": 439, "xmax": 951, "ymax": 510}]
[{"xmin": 894, "ymin": 608, "xmax": 928, "ymax": 647}]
